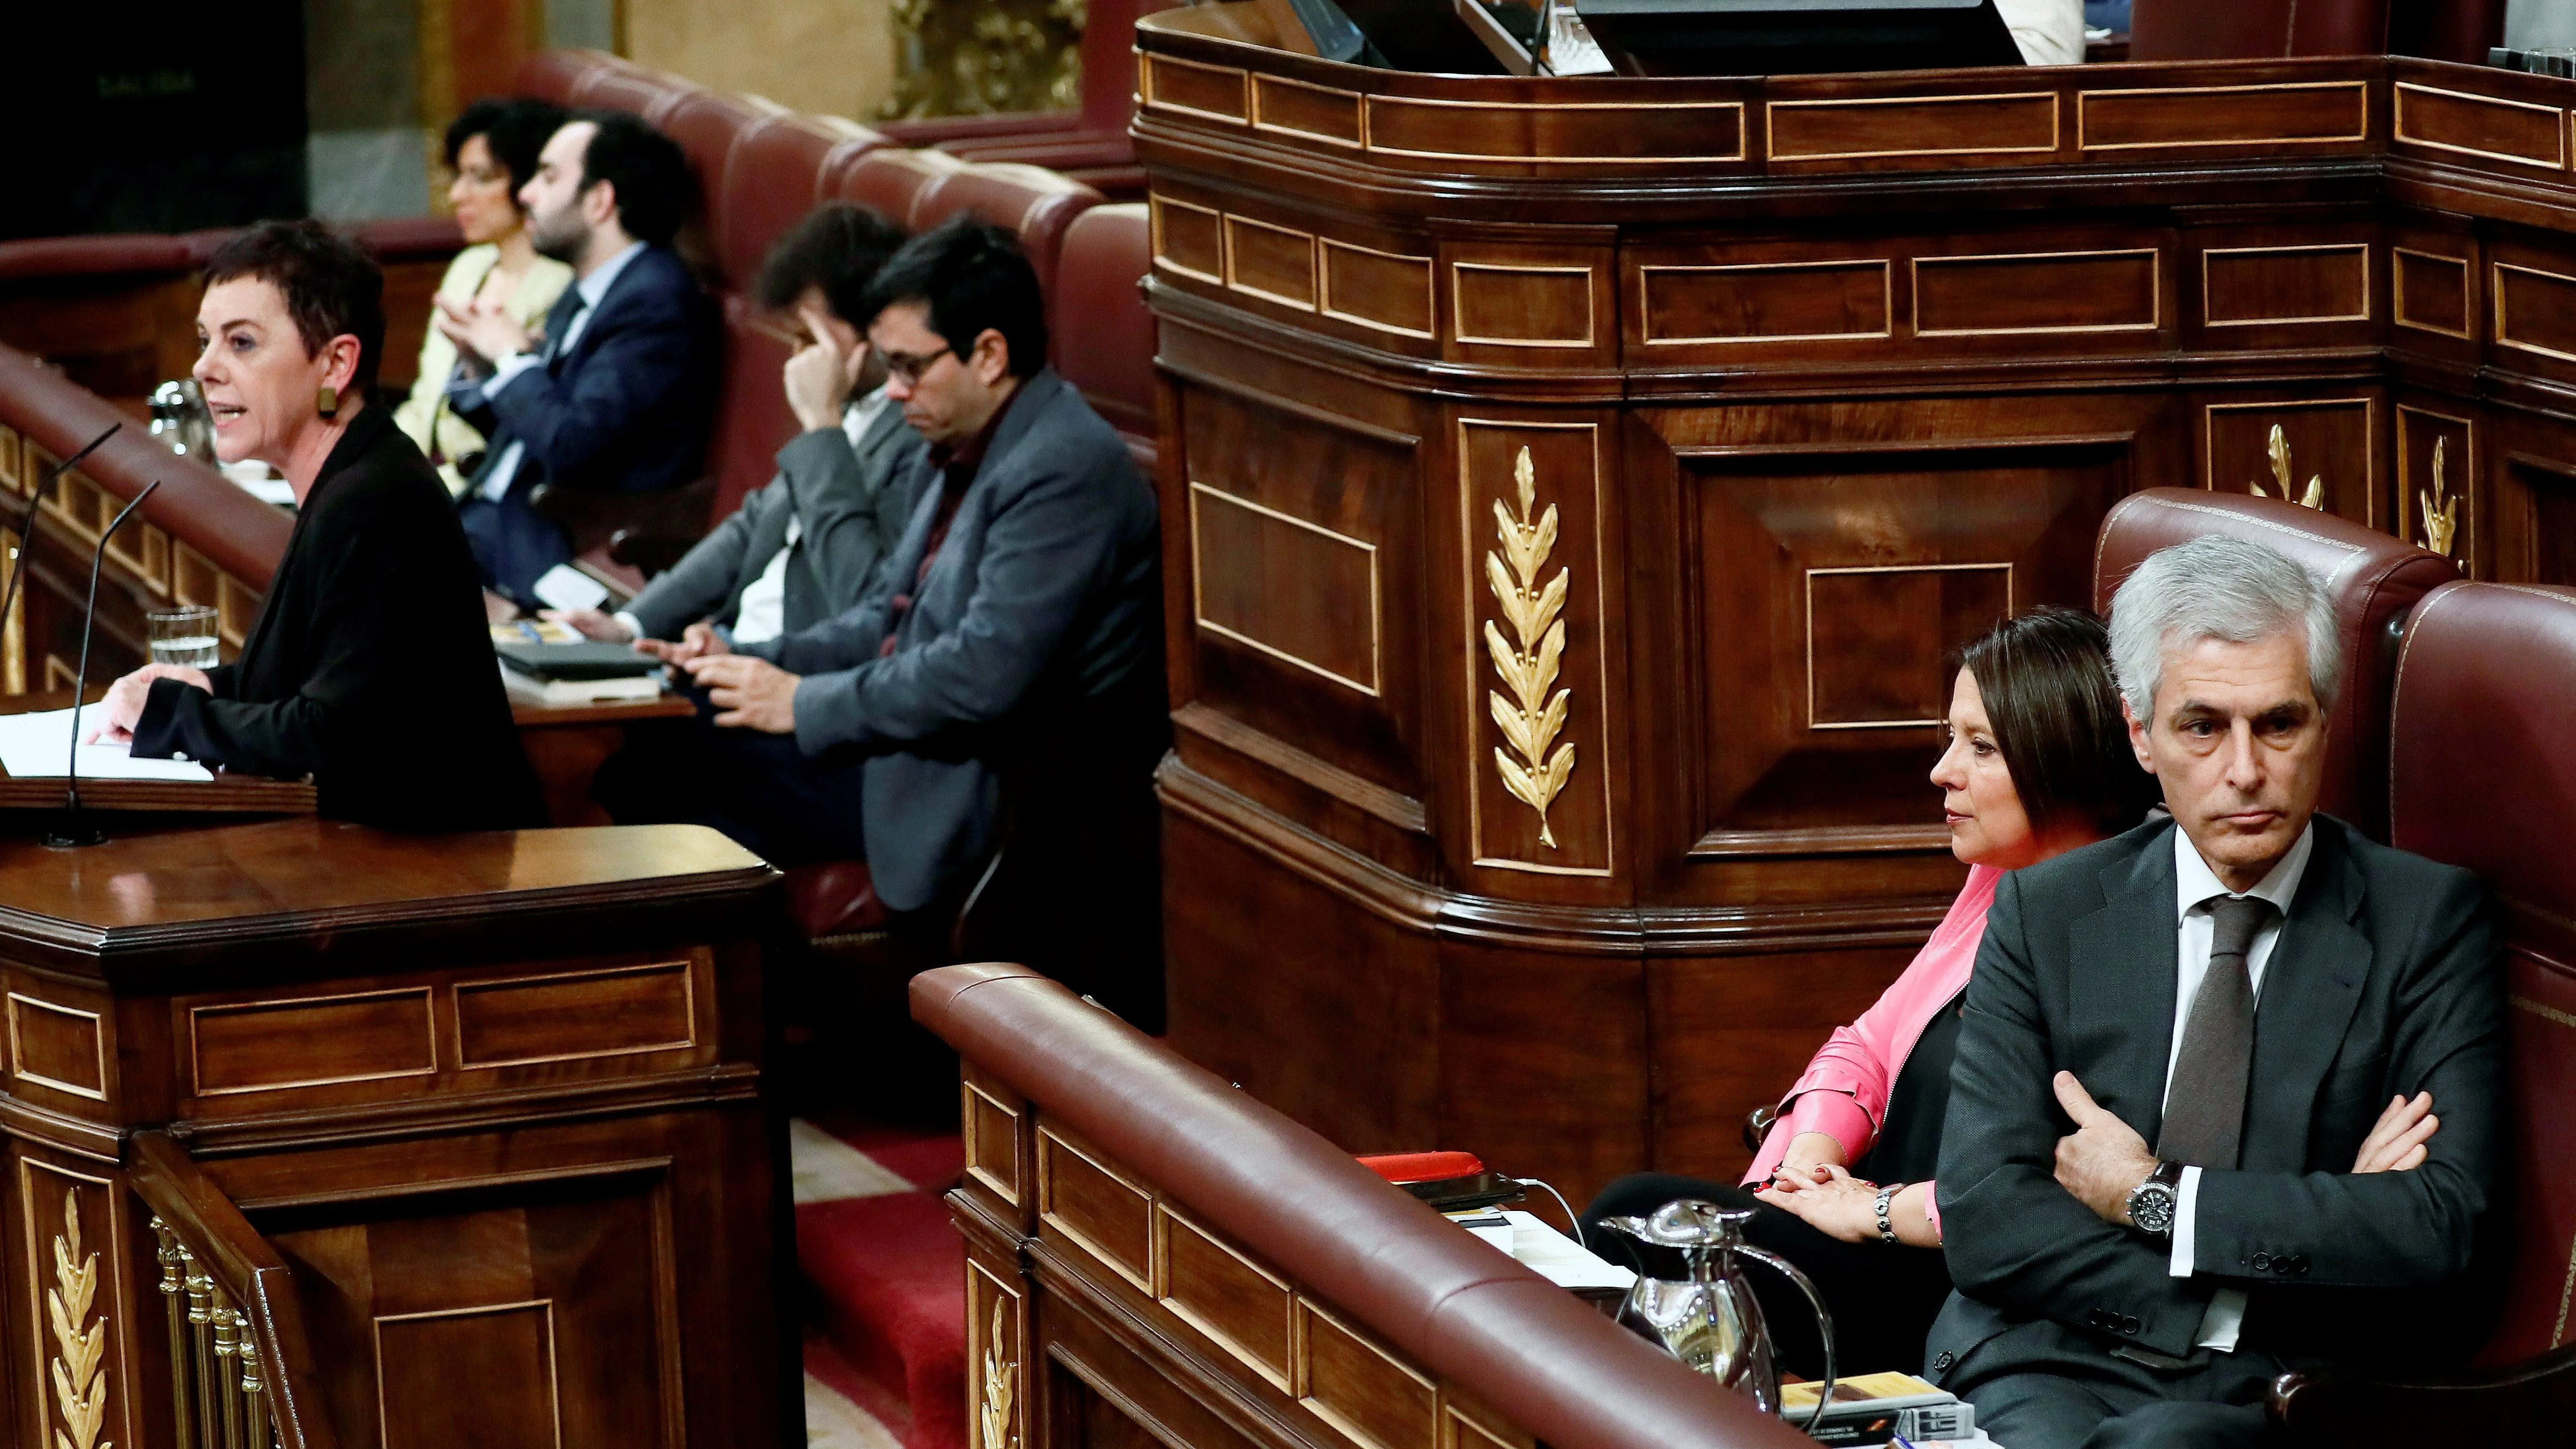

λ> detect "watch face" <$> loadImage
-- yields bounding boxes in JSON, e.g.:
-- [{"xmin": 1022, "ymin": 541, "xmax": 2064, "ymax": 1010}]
[{"xmin": 2130, "ymin": 1183, "xmax": 2176, "ymax": 1235}]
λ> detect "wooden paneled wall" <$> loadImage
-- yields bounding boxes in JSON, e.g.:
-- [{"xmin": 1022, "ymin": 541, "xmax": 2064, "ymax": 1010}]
[{"xmin": 1140, "ymin": 7, "xmax": 2576, "ymax": 1204}]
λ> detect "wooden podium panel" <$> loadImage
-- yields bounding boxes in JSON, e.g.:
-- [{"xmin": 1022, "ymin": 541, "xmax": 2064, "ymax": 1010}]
[
  {"xmin": 0, "ymin": 820, "xmax": 789, "ymax": 1449},
  {"xmin": 1140, "ymin": 9, "xmax": 2576, "ymax": 1202}
]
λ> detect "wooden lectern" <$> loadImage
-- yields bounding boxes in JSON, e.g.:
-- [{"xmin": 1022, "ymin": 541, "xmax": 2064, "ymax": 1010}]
[{"xmin": 0, "ymin": 819, "xmax": 788, "ymax": 1449}]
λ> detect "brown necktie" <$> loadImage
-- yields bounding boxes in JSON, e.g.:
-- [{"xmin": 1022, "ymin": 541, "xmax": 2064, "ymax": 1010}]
[{"xmin": 2157, "ymin": 894, "xmax": 2274, "ymax": 1170}]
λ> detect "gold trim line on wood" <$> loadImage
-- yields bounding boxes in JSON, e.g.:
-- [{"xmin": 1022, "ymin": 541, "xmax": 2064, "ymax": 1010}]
[
  {"xmin": 1804, "ymin": 564, "xmax": 2014, "ymax": 731},
  {"xmin": 2391, "ymin": 82, "xmax": 2567, "ymax": 171},
  {"xmin": 1762, "ymin": 90, "xmax": 2059, "ymax": 163},
  {"xmin": 186, "ymin": 985, "xmax": 440, "ymax": 1098},
  {"xmin": 962, "ymin": 1080, "xmax": 1024, "ymax": 1207},
  {"xmin": 1450, "ymin": 263, "xmax": 1597, "ymax": 349},
  {"xmin": 1458, "ymin": 418, "xmax": 1615, "ymax": 879},
  {"xmin": 2200, "ymin": 397, "xmax": 2378, "ymax": 529},
  {"xmin": 5, "ymin": 992, "xmax": 107, "ymax": 1102},
  {"xmin": 2392, "ymin": 247, "xmax": 2476, "ymax": 340},
  {"xmin": 1035, "ymin": 1125, "xmax": 1158, "ymax": 1295},
  {"xmin": 1359, "ymin": 96, "xmax": 1746, "ymax": 164},
  {"xmin": 1635, "ymin": 259, "xmax": 1893, "ymax": 346},
  {"xmin": 2075, "ymin": 80, "xmax": 2370, "ymax": 152},
  {"xmin": 1220, "ymin": 212, "xmax": 1319, "ymax": 313},
  {"xmin": 1186, "ymin": 481, "xmax": 1383, "ymax": 698},
  {"xmin": 1148, "ymin": 195, "xmax": 1225, "ymax": 287},
  {"xmin": 1317, "ymin": 236, "xmax": 1437, "ymax": 340},
  {"xmin": 372, "ymin": 1299, "xmax": 564, "ymax": 1449},
  {"xmin": 1151, "ymin": 1202, "xmax": 1296, "ymax": 1393},
  {"xmin": 448, "ymin": 959, "xmax": 700, "ymax": 1070},
  {"xmin": 1910, "ymin": 248, "xmax": 2162, "ymax": 337},
  {"xmin": 1139, "ymin": 54, "xmax": 1249, "ymax": 125},
  {"xmin": 1250, "ymin": 74, "xmax": 1365, "ymax": 150},
  {"xmin": 2493, "ymin": 261, "xmax": 2576, "ymax": 363},
  {"xmin": 44, "ymin": 1182, "xmax": 107, "ymax": 1449},
  {"xmin": 2198, "ymin": 243, "xmax": 2372, "ymax": 328}
]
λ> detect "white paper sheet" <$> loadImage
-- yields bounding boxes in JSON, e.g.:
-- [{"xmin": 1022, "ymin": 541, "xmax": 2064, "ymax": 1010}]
[{"xmin": 0, "ymin": 707, "xmax": 214, "ymax": 782}]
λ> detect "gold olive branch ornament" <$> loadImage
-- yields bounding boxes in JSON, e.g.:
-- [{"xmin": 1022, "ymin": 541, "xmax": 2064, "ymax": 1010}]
[
  {"xmin": 2249, "ymin": 424, "xmax": 2325, "ymax": 510},
  {"xmin": 979, "ymin": 1297, "xmax": 1015, "ymax": 1449},
  {"xmin": 2419, "ymin": 436, "xmax": 2459, "ymax": 559},
  {"xmin": 48, "ymin": 1188, "xmax": 109, "ymax": 1449},
  {"xmin": 1483, "ymin": 446, "xmax": 1576, "ymax": 849}
]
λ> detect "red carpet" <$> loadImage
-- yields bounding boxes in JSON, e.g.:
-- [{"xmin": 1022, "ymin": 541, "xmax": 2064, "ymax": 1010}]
[{"xmin": 793, "ymin": 1115, "xmax": 968, "ymax": 1449}]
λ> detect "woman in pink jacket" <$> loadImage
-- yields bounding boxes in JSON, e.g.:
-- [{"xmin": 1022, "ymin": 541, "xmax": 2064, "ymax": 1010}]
[{"xmin": 1582, "ymin": 607, "xmax": 2159, "ymax": 1376}]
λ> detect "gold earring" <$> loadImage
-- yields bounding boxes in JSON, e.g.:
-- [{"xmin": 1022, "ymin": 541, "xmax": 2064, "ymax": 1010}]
[{"xmin": 317, "ymin": 385, "xmax": 338, "ymax": 418}]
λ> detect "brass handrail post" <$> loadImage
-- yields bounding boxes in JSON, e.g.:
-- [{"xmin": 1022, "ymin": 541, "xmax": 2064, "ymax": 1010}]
[
  {"xmin": 238, "ymin": 1312, "xmax": 271, "ymax": 1449},
  {"xmin": 184, "ymin": 1246, "xmax": 219, "ymax": 1449},
  {"xmin": 152, "ymin": 1219, "xmax": 198, "ymax": 1448},
  {"xmin": 211, "ymin": 1303, "xmax": 244, "ymax": 1449}
]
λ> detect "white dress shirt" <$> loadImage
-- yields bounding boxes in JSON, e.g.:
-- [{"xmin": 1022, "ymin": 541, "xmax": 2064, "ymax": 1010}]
[
  {"xmin": 475, "ymin": 241, "xmax": 648, "ymax": 504},
  {"xmin": 2165, "ymin": 821, "xmax": 2316, "ymax": 1352}
]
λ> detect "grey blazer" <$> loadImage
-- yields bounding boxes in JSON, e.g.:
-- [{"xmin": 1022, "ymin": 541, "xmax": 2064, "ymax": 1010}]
[
  {"xmin": 744, "ymin": 369, "xmax": 1158, "ymax": 911},
  {"xmin": 1931, "ymin": 814, "xmax": 2504, "ymax": 1380},
  {"xmin": 623, "ymin": 401, "xmax": 920, "ymax": 641}
]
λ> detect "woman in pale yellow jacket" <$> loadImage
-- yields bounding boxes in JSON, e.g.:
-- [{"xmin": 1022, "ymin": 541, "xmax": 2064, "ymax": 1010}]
[{"xmin": 393, "ymin": 97, "xmax": 575, "ymax": 496}]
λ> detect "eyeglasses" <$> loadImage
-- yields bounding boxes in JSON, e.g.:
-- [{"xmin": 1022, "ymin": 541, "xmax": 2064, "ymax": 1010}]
[{"xmin": 879, "ymin": 345, "xmax": 953, "ymax": 386}]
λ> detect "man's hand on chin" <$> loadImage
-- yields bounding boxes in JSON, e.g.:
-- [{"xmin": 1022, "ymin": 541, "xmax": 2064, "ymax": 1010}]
[
  {"xmin": 2052, "ymin": 1072, "xmax": 2159, "ymax": 1225},
  {"xmin": 686, "ymin": 654, "xmax": 800, "ymax": 734}
]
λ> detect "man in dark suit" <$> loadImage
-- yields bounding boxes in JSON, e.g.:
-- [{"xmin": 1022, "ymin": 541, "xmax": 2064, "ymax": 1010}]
[
  {"xmin": 1930, "ymin": 535, "xmax": 2504, "ymax": 1448},
  {"xmin": 547, "ymin": 203, "xmax": 921, "ymax": 650},
  {"xmin": 438, "ymin": 110, "xmax": 716, "ymax": 608},
  {"xmin": 668, "ymin": 218, "xmax": 1160, "ymax": 912}
]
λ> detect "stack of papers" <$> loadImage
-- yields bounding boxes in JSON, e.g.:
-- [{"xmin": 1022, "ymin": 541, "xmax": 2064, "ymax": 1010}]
[{"xmin": 0, "ymin": 708, "xmax": 213, "ymax": 781}]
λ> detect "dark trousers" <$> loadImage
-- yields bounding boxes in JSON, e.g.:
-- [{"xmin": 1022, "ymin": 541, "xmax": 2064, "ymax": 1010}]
[
  {"xmin": 1579, "ymin": 1173, "xmax": 1954, "ymax": 1382},
  {"xmin": 1957, "ymin": 1345, "xmax": 2278, "ymax": 1449},
  {"xmin": 596, "ymin": 684, "xmax": 869, "ymax": 868},
  {"xmin": 459, "ymin": 489, "xmax": 573, "ymax": 607}
]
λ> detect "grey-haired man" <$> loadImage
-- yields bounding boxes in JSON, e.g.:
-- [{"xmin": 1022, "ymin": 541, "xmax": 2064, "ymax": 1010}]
[{"xmin": 1928, "ymin": 535, "xmax": 2504, "ymax": 1447}]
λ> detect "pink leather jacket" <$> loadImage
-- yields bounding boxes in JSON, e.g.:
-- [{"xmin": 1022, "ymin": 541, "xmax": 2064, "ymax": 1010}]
[{"xmin": 1742, "ymin": 864, "xmax": 2001, "ymax": 1237}]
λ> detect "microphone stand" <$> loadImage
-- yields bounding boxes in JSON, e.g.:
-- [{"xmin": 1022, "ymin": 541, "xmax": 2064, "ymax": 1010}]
[
  {"xmin": 0, "ymin": 423, "xmax": 122, "ymax": 669},
  {"xmin": 49, "ymin": 481, "xmax": 160, "ymax": 849}
]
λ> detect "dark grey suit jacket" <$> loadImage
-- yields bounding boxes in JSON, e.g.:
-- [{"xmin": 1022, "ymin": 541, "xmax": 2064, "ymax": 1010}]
[
  {"xmin": 1931, "ymin": 814, "xmax": 2503, "ymax": 1381},
  {"xmin": 623, "ymin": 403, "xmax": 919, "ymax": 641},
  {"xmin": 743, "ymin": 368, "xmax": 1159, "ymax": 911}
]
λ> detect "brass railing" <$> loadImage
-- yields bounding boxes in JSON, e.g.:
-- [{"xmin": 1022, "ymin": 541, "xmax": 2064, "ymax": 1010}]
[{"xmin": 130, "ymin": 1133, "xmax": 336, "ymax": 1449}]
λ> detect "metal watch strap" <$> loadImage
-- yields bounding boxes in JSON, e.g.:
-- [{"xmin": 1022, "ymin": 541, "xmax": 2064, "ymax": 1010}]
[{"xmin": 1873, "ymin": 1181, "xmax": 1906, "ymax": 1245}]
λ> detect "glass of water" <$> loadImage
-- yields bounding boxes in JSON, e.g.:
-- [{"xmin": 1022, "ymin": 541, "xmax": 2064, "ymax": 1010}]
[{"xmin": 147, "ymin": 605, "xmax": 221, "ymax": 669}]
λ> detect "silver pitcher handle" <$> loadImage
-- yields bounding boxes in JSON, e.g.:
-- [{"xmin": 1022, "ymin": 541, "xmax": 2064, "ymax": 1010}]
[{"xmin": 1730, "ymin": 1243, "xmax": 1836, "ymax": 1432}]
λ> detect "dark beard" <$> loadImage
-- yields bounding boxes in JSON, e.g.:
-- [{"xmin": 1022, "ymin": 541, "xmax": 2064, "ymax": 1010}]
[{"xmin": 528, "ymin": 205, "xmax": 587, "ymax": 264}]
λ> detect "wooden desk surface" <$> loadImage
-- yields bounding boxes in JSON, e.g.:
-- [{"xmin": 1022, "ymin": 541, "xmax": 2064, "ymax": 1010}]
[
  {"xmin": 511, "ymin": 692, "xmax": 696, "ymax": 728},
  {"xmin": 0, "ymin": 818, "xmax": 764, "ymax": 930}
]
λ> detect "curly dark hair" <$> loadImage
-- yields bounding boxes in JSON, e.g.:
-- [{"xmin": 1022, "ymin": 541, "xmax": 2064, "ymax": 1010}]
[
  {"xmin": 1953, "ymin": 605, "xmax": 2162, "ymax": 839},
  {"xmin": 443, "ymin": 96, "xmax": 570, "ymax": 213},
  {"xmin": 858, "ymin": 216, "xmax": 1048, "ymax": 379},
  {"xmin": 754, "ymin": 203, "xmax": 907, "ymax": 324},
  {"xmin": 200, "ymin": 220, "xmax": 387, "ymax": 393}
]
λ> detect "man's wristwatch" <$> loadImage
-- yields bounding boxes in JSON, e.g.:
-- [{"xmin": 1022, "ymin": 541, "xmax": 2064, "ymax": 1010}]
[{"xmin": 2124, "ymin": 1160, "xmax": 2185, "ymax": 1238}]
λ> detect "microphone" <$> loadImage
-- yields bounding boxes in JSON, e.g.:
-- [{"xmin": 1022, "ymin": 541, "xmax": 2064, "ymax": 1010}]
[
  {"xmin": 0, "ymin": 422, "xmax": 122, "ymax": 671},
  {"xmin": 48, "ymin": 480, "xmax": 160, "ymax": 850}
]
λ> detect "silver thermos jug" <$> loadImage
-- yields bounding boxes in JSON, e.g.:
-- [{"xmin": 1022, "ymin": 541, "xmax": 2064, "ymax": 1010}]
[{"xmin": 1595, "ymin": 1199, "xmax": 1838, "ymax": 1430}]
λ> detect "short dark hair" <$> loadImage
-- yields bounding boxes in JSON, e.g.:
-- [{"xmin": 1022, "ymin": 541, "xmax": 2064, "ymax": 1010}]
[
  {"xmin": 860, "ymin": 216, "xmax": 1047, "ymax": 379},
  {"xmin": 1954, "ymin": 605, "xmax": 2160, "ymax": 839},
  {"xmin": 201, "ymin": 220, "xmax": 387, "ymax": 393},
  {"xmin": 753, "ymin": 203, "xmax": 907, "ymax": 323},
  {"xmin": 571, "ymin": 110, "xmax": 694, "ymax": 248},
  {"xmin": 443, "ymin": 96, "xmax": 569, "ymax": 211}
]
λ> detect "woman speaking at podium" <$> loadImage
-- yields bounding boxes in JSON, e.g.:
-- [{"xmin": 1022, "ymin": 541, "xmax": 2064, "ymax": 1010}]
[{"xmin": 89, "ymin": 221, "xmax": 544, "ymax": 831}]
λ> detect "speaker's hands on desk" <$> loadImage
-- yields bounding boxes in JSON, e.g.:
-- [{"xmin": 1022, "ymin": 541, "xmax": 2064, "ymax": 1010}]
[
  {"xmin": 685, "ymin": 653, "xmax": 798, "ymax": 733},
  {"xmin": 84, "ymin": 664, "xmax": 212, "ymax": 745}
]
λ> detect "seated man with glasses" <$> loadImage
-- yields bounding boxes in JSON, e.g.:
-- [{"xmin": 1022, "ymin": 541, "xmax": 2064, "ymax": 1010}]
[{"xmin": 635, "ymin": 217, "xmax": 1161, "ymax": 916}]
